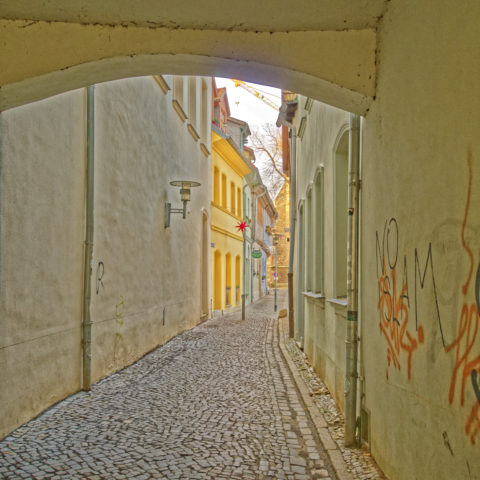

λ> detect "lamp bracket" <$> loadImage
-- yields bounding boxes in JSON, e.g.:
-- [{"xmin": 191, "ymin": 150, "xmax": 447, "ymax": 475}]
[{"xmin": 165, "ymin": 202, "xmax": 188, "ymax": 228}]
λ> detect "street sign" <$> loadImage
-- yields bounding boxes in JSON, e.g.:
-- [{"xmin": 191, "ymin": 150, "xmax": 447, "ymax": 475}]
[{"xmin": 252, "ymin": 250, "xmax": 262, "ymax": 258}]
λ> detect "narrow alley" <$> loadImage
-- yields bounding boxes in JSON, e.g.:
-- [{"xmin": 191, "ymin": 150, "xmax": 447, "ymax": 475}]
[{"xmin": 0, "ymin": 294, "xmax": 337, "ymax": 480}]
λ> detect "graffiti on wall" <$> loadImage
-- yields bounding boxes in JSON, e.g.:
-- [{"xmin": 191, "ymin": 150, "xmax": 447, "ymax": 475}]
[
  {"xmin": 444, "ymin": 152, "xmax": 480, "ymax": 445},
  {"xmin": 376, "ymin": 218, "xmax": 443, "ymax": 380},
  {"xmin": 96, "ymin": 261, "xmax": 105, "ymax": 294},
  {"xmin": 376, "ymin": 151, "xmax": 480, "ymax": 445}
]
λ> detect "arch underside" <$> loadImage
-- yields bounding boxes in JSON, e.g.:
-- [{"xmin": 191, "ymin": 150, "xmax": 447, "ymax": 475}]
[{"xmin": 0, "ymin": 16, "xmax": 379, "ymax": 114}]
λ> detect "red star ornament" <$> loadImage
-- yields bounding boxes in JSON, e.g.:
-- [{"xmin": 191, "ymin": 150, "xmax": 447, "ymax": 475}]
[{"xmin": 236, "ymin": 221, "xmax": 248, "ymax": 232}]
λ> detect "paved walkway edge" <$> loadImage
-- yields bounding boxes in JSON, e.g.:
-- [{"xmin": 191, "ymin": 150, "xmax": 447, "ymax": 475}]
[{"xmin": 277, "ymin": 316, "xmax": 354, "ymax": 480}]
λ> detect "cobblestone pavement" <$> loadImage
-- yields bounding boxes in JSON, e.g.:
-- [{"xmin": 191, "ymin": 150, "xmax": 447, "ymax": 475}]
[
  {"xmin": 0, "ymin": 294, "xmax": 337, "ymax": 480},
  {"xmin": 283, "ymin": 340, "xmax": 385, "ymax": 480}
]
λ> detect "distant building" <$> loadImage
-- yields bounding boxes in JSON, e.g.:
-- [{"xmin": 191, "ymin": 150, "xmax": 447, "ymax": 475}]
[
  {"xmin": 268, "ymin": 181, "xmax": 290, "ymax": 288},
  {"xmin": 211, "ymin": 80, "xmax": 253, "ymax": 313},
  {"xmin": 252, "ymin": 184, "xmax": 278, "ymax": 300}
]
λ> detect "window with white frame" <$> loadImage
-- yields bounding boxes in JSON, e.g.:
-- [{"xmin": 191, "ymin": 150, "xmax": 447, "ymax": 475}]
[
  {"xmin": 313, "ymin": 169, "xmax": 324, "ymax": 293},
  {"xmin": 334, "ymin": 131, "xmax": 349, "ymax": 298}
]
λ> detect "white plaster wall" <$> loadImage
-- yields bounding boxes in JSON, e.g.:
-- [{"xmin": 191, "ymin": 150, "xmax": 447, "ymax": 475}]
[
  {"xmin": 360, "ymin": 1, "xmax": 480, "ymax": 478},
  {"xmin": 293, "ymin": 98, "xmax": 350, "ymax": 411},
  {"xmin": 0, "ymin": 75, "xmax": 212, "ymax": 439},
  {"xmin": 91, "ymin": 76, "xmax": 211, "ymax": 381},
  {"xmin": 0, "ymin": 91, "xmax": 86, "ymax": 438}
]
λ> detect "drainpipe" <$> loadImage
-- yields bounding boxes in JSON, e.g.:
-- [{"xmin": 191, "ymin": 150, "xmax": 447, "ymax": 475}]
[
  {"xmin": 276, "ymin": 115, "xmax": 296, "ymax": 337},
  {"xmin": 0, "ymin": 116, "xmax": 2, "ymax": 304},
  {"xmin": 345, "ymin": 113, "xmax": 361, "ymax": 446},
  {"xmin": 241, "ymin": 183, "xmax": 249, "ymax": 320},
  {"xmin": 82, "ymin": 85, "xmax": 95, "ymax": 391},
  {"xmin": 251, "ymin": 189, "xmax": 256, "ymax": 303}
]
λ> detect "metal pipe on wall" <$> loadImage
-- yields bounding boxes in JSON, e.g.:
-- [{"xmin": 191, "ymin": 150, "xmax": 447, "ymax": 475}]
[
  {"xmin": 287, "ymin": 127, "xmax": 297, "ymax": 338},
  {"xmin": 251, "ymin": 189, "xmax": 256, "ymax": 303},
  {"xmin": 276, "ymin": 110, "xmax": 296, "ymax": 336},
  {"xmin": 82, "ymin": 85, "xmax": 95, "ymax": 391},
  {"xmin": 344, "ymin": 113, "xmax": 361, "ymax": 446},
  {"xmin": 241, "ymin": 183, "xmax": 249, "ymax": 320}
]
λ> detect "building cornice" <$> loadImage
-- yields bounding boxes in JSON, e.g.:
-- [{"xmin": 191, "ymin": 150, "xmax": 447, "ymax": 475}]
[
  {"xmin": 153, "ymin": 75, "xmax": 170, "ymax": 94},
  {"xmin": 172, "ymin": 99, "xmax": 187, "ymax": 123},
  {"xmin": 211, "ymin": 225, "xmax": 243, "ymax": 242},
  {"xmin": 187, "ymin": 123, "xmax": 200, "ymax": 142},
  {"xmin": 212, "ymin": 202, "xmax": 242, "ymax": 221}
]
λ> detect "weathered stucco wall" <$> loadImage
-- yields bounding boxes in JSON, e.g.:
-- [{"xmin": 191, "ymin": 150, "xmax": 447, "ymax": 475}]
[
  {"xmin": 360, "ymin": 1, "xmax": 480, "ymax": 479},
  {"xmin": 0, "ymin": 75, "xmax": 212, "ymax": 438},
  {"xmin": 293, "ymin": 99, "xmax": 350, "ymax": 411},
  {"xmin": 91, "ymin": 76, "xmax": 211, "ymax": 381},
  {"xmin": 1, "ymin": 2, "xmax": 479, "ymax": 475},
  {"xmin": 0, "ymin": 91, "xmax": 86, "ymax": 439}
]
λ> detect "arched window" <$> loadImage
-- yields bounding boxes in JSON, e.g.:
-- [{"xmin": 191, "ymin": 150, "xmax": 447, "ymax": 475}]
[
  {"xmin": 294, "ymin": 201, "xmax": 306, "ymax": 344},
  {"xmin": 213, "ymin": 167, "xmax": 220, "ymax": 205},
  {"xmin": 214, "ymin": 250, "xmax": 222, "ymax": 310},
  {"xmin": 305, "ymin": 187, "xmax": 313, "ymax": 291},
  {"xmin": 201, "ymin": 212, "xmax": 209, "ymax": 316},
  {"xmin": 225, "ymin": 253, "xmax": 232, "ymax": 306},
  {"xmin": 230, "ymin": 182, "xmax": 236, "ymax": 214},
  {"xmin": 334, "ymin": 131, "xmax": 349, "ymax": 298},
  {"xmin": 221, "ymin": 174, "xmax": 227, "ymax": 208},
  {"xmin": 313, "ymin": 168, "xmax": 324, "ymax": 293},
  {"xmin": 235, "ymin": 255, "xmax": 241, "ymax": 304},
  {"xmin": 237, "ymin": 187, "xmax": 242, "ymax": 217}
]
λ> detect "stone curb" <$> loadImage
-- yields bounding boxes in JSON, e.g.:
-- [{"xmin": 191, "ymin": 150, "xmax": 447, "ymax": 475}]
[{"xmin": 277, "ymin": 316, "xmax": 354, "ymax": 480}]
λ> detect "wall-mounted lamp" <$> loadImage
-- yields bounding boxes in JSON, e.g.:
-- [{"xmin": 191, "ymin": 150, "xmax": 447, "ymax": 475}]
[{"xmin": 165, "ymin": 180, "xmax": 201, "ymax": 228}]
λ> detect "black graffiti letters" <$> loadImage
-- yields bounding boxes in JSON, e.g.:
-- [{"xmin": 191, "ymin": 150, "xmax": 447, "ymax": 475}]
[{"xmin": 96, "ymin": 261, "xmax": 105, "ymax": 294}]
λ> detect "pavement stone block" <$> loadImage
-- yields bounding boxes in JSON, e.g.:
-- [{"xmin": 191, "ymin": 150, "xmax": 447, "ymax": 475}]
[{"xmin": 0, "ymin": 292, "xmax": 337, "ymax": 480}]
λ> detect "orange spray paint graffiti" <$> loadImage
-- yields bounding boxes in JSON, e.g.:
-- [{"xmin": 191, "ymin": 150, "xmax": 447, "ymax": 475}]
[
  {"xmin": 376, "ymin": 218, "xmax": 439, "ymax": 380},
  {"xmin": 445, "ymin": 151, "xmax": 480, "ymax": 445}
]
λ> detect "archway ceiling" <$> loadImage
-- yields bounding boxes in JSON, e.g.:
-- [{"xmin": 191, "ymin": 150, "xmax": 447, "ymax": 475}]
[{"xmin": 0, "ymin": 1, "xmax": 388, "ymax": 114}]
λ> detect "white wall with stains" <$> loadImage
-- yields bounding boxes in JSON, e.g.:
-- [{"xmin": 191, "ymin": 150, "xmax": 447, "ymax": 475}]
[
  {"xmin": 0, "ymin": 75, "xmax": 212, "ymax": 439},
  {"xmin": 0, "ymin": 91, "xmax": 86, "ymax": 438},
  {"xmin": 91, "ymin": 76, "xmax": 212, "ymax": 381},
  {"xmin": 360, "ymin": 1, "xmax": 480, "ymax": 478},
  {"xmin": 294, "ymin": 2, "xmax": 480, "ymax": 479},
  {"xmin": 292, "ymin": 98, "xmax": 350, "ymax": 412}
]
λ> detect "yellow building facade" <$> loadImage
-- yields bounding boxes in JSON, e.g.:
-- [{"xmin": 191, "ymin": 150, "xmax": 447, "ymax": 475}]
[{"xmin": 211, "ymin": 128, "xmax": 252, "ymax": 312}]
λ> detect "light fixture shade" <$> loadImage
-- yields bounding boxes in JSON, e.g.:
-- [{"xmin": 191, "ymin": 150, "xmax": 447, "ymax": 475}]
[{"xmin": 169, "ymin": 180, "xmax": 201, "ymax": 188}]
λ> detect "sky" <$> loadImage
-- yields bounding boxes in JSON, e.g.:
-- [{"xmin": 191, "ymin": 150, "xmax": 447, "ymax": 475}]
[
  {"xmin": 215, "ymin": 77, "xmax": 283, "ymax": 197},
  {"xmin": 214, "ymin": 77, "xmax": 281, "ymax": 130}
]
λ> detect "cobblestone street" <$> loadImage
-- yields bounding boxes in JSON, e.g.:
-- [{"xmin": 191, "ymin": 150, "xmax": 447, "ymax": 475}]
[{"xmin": 0, "ymin": 294, "xmax": 337, "ymax": 479}]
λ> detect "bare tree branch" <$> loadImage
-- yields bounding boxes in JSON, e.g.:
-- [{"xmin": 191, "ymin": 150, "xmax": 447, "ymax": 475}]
[{"xmin": 249, "ymin": 123, "xmax": 289, "ymax": 198}]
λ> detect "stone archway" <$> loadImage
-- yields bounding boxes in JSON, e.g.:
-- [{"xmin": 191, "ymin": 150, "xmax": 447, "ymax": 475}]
[{"xmin": 0, "ymin": 0, "xmax": 388, "ymax": 113}]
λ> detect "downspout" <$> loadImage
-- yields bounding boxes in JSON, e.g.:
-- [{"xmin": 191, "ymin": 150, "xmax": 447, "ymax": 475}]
[
  {"xmin": 288, "ymin": 127, "xmax": 297, "ymax": 338},
  {"xmin": 0, "ymin": 116, "xmax": 2, "ymax": 305},
  {"xmin": 276, "ymin": 115, "xmax": 296, "ymax": 338},
  {"xmin": 82, "ymin": 85, "xmax": 95, "ymax": 391},
  {"xmin": 251, "ymin": 189, "xmax": 256, "ymax": 302},
  {"xmin": 345, "ymin": 113, "xmax": 361, "ymax": 446},
  {"xmin": 241, "ymin": 183, "xmax": 249, "ymax": 320}
]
